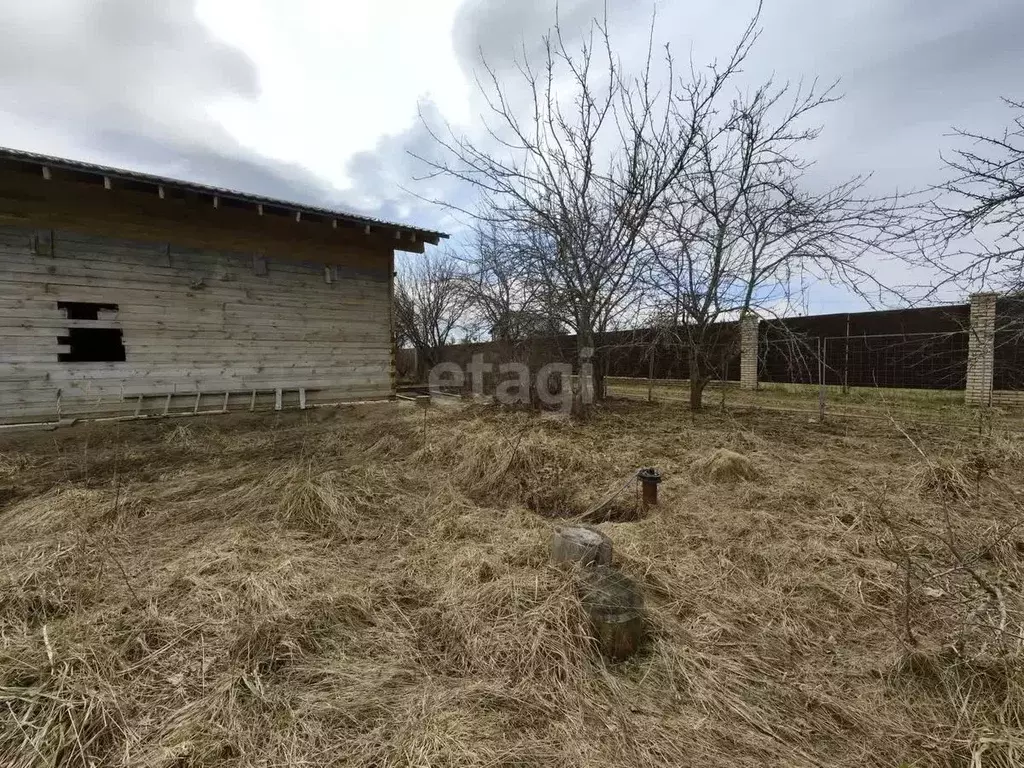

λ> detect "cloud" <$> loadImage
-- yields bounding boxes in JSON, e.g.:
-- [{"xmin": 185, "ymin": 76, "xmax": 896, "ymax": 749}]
[
  {"xmin": 452, "ymin": 0, "xmax": 611, "ymax": 75},
  {"xmin": 0, "ymin": 0, "xmax": 340, "ymax": 207},
  {"xmin": 729, "ymin": 0, "xmax": 1024, "ymax": 190},
  {"xmin": 1, "ymin": 0, "xmax": 1022, "ymax": 308},
  {"xmin": 343, "ymin": 101, "xmax": 467, "ymax": 234}
]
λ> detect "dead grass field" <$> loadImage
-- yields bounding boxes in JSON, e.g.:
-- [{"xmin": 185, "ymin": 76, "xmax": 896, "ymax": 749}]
[
  {"xmin": 1, "ymin": 398, "xmax": 1023, "ymax": 767},
  {"xmin": 606, "ymin": 377, "xmax": 1024, "ymax": 430}
]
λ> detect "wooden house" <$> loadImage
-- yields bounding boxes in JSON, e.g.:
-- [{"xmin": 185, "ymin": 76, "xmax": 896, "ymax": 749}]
[{"xmin": 0, "ymin": 148, "xmax": 446, "ymax": 424}]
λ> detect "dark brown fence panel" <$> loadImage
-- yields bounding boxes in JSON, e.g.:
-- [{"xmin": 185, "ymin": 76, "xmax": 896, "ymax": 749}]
[
  {"xmin": 760, "ymin": 305, "xmax": 970, "ymax": 389},
  {"xmin": 824, "ymin": 333, "xmax": 968, "ymax": 389},
  {"xmin": 438, "ymin": 324, "xmax": 742, "ymax": 383},
  {"xmin": 430, "ymin": 299, "xmax": 1024, "ymax": 394},
  {"xmin": 601, "ymin": 323, "xmax": 740, "ymax": 381},
  {"xmin": 995, "ymin": 296, "xmax": 1024, "ymax": 391}
]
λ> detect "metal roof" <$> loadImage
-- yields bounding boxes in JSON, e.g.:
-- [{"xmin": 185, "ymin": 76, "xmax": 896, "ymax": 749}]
[{"xmin": 0, "ymin": 146, "xmax": 448, "ymax": 244}]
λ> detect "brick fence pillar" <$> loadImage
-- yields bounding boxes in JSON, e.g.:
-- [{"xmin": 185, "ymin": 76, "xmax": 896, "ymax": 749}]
[
  {"xmin": 740, "ymin": 313, "xmax": 760, "ymax": 390},
  {"xmin": 966, "ymin": 292, "xmax": 997, "ymax": 406}
]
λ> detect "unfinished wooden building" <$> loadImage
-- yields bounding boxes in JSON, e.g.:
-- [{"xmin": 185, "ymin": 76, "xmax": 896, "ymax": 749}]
[{"xmin": 0, "ymin": 148, "xmax": 446, "ymax": 424}]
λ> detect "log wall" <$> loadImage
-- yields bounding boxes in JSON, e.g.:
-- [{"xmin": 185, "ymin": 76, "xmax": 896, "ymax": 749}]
[{"xmin": 0, "ymin": 222, "xmax": 394, "ymax": 424}]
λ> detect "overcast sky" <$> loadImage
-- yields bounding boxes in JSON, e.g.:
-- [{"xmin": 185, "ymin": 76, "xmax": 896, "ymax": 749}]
[{"xmin": 0, "ymin": 0, "xmax": 1021, "ymax": 311}]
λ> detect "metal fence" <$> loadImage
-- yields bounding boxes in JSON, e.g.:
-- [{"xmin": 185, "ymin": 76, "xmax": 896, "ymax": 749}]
[
  {"xmin": 760, "ymin": 331, "xmax": 969, "ymax": 390},
  {"xmin": 434, "ymin": 300, "xmax": 1024, "ymax": 401}
]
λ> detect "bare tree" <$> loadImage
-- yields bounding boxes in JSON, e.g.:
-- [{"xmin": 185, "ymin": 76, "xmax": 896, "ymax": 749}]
[
  {"xmin": 394, "ymin": 251, "xmax": 470, "ymax": 380},
  {"xmin": 415, "ymin": 7, "xmax": 761, "ymax": 413},
  {"xmin": 916, "ymin": 99, "xmax": 1024, "ymax": 293},
  {"xmin": 460, "ymin": 224, "xmax": 556, "ymax": 344},
  {"xmin": 643, "ymin": 79, "xmax": 899, "ymax": 409}
]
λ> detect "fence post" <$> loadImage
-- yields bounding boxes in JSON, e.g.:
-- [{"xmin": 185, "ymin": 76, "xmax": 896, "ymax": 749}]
[
  {"xmin": 966, "ymin": 292, "xmax": 997, "ymax": 406},
  {"xmin": 740, "ymin": 313, "xmax": 760, "ymax": 390},
  {"xmin": 818, "ymin": 337, "xmax": 827, "ymax": 422},
  {"xmin": 647, "ymin": 349, "xmax": 655, "ymax": 402},
  {"xmin": 842, "ymin": 314, "xmax": 851, "ymax": 395}
]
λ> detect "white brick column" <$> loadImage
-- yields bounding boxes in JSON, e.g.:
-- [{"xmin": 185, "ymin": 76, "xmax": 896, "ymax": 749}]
[
  {"xmin": 966, "ymin": 292, "xmax": 997, "ymax": 405},
  {"xmin": 740, "ymin": 313, "xmax": 760, "ymax": 390}
]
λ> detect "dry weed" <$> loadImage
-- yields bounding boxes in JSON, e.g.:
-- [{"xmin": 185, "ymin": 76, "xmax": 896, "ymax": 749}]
[
  {"xmin": 690, "ymin": 447, "xmax": 758, "ymax": 483},
  {"xmin": 913, "ymin": 458, "xmax": 975, "ymax": 500},
  {"xmin": 0, "ymin": 451, "xmax": 28, "ymax": 479},
  {"xmin": 0, "ymin": 400, "xmax": 1021, "ymax": 767}
]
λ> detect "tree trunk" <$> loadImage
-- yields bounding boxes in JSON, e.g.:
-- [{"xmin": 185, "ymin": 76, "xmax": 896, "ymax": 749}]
[
  {"xmin": 417, "ymin": 345, "xmax": 440, "ymax": 384},
  {"xmin": 574, "ymin": 330, "xmax": 596, "ymax": 416},
  {"xmin": 690, "ymin": 378, "xmax": 708, "ymax": 410},
  {"xmin": 689, "ymin": 349, "xmax": 707, "ymax": 410},
  {"xmin": 593, "ymin": 351, "xmax": 607, "ymax": 402},
  {"xmin": 415, "ymin": 351, "xmax": 429, "ymax": 384}
]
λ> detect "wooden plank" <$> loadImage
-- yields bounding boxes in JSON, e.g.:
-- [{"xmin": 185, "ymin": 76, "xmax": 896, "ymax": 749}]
[
  {"xmin": 0, "ymin": 375, "xmax": 389, "ymax": 398},
  {"xmin": 0, "ymin": 243, "xmax": 390, "ymax": 278},
  {"xmin": 0, "ymin": 266, "xmax": 373, "ymax": 304},
  {"xmin": 0, "ymin": 308, "xmax": 390, "ymax": 327},
  {"xmin": 116, "ymin": 339, "xmax": 382, "ymax": 352},
  {"xmin": 0, "ymin": 171, "xmax": 416, "ymax": 260},
  {"xmin": 40, "ymin": 241, "xmax": 391, "ymax": 283},
  {"xmin": 0, "ymin": 280, "xmax": 387, "ymax": 312},
  {"xmin": 0, "ymin": 276, "xmax": 387, "ymax": 306},
  {"xmin": 0, "ymin": 362, "xmax": 390, "ymax": 378},
  {"xmin": 0, "ymin": 388, "xmax": 61, "ymax": 405},
  {"xmin": 115, "ymin": 342, "xmax": 382, "ymax": 354},
  {"xmin": 1, "ymin": 316, "xmax": 389, "ymax": 335},
  {"xmin": 31, "ymin": 229, "xmax": 53, "ymax": 257},
  {"xmin": 0, "ymin": 380, "xmax": 390, "ymax": 400},
  {"xmin": 0, "ymin": 328, "xmax": 387, "ymax": 344},
  {"xmin": 4, "ymin": 318, "xmax": 119, "ymax": 329},
  {"xmin": 0, "ymin": 218, "xmax": 397, "ymax": 418},
  {"xmin": 0, "ymin": 299, "xmax": 59, "ymax": 310},
  {"xmin": 0, "ymin": 389, "xmax": 393, "ymax": 425},
  {"xmin": 0, "ymin": 268, "xmax": 389, "ymax": 304},
  {"xmin": 32, "ymin": 245, "xmax": 387, "ymax": 282},
  {"xmin": 120, "ymin": 359, "xmax": 384, "ymax": 371},
  {"xmin": 0, "ymin": 341, "xmax": 68, "ymax": 351},
  {"xmin": 1, "ymin": 354, "xmax": 60, "ymax": 363}
]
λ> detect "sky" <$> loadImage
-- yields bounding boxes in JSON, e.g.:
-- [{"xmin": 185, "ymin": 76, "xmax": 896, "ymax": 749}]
[{"xmin": 0, "ymin": 0, "xmax": 1021, "ymax": 312}]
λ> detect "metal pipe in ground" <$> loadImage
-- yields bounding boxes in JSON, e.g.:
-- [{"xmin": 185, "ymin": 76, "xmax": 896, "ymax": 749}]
[{"xmin": 637, "ymin": 468, "xmax": 661, "ymax": 506}]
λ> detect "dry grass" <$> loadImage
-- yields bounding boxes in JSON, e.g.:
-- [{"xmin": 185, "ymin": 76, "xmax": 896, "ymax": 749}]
[
  {"xmin": 1, "ymin": 400, "xmax": 1023, "ymax": 766},
  {"xmin": 690, "ymin": 447, "xmax": 759, "ymax": 483}
]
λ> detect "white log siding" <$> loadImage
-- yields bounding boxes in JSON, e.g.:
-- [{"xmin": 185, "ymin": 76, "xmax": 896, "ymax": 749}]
[{"xmin": 0, "ymin": 224, "xmax": 394, "ymax": 424}]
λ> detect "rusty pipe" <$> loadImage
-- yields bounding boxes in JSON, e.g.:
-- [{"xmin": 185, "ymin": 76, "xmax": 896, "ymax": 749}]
[{"xmin": 637, "ymin": 467, "xmax": 661, "ymax": 506}]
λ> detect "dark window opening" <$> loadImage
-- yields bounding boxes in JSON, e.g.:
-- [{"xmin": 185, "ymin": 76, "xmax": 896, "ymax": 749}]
[
  {"xmin": 58, "ymin": 329, "xmax": 126, "ymax": 362},
  {"xmin": 57, "ymin": 302, "xmax": 125, "ymax": 362},
  {"xmin": 58, "ymin": 301, "xmax": 118, "ymax": 320}
]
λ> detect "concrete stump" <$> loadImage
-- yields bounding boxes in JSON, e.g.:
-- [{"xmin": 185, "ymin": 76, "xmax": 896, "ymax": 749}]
[
  {"xmin": 577, "ymin": 565, "xmax": 644, "ymax": 660},
  {"xmin": 550, "ymin": 526, "xmax": 613, "ymax": 567}
]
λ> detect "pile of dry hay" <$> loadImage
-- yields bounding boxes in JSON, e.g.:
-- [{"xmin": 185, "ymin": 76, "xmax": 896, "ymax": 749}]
[
  {"xmin": 1, "ymin": 401, "xmax": 1023, "ymax": 767},
  {"xmin": 690, "ymin": 447, "xmax": 759, "ymax": 483}
]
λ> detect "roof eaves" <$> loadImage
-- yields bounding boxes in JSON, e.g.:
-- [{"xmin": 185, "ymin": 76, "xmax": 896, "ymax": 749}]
[{"xmin": 0, "ymin": 146, "xmax": 449, "ymax": 244}]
